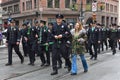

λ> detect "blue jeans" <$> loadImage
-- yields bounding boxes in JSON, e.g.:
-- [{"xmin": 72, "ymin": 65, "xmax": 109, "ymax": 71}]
[{"xmin": 71, "ymin": 54, "xmax": 88, "ymax": 73}]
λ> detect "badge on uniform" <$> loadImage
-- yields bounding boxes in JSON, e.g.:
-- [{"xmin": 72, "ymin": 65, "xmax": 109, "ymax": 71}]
[
  {"xmin": 48, "ymin": 30, "xmax": 51, "ymax": 32},
  {"xmin": 14, "ymin": 28, "xmax": 16, "ymax": 31},
  {"xmin": 44, "ymin": 30, "xmax": 46, "ymax": 32},
  {"xmin": 62, "ymin": 25, "xmax": 64, "ymax": 28},
  {"xmin": 32, "ymin": 29, "xmax": 34, "ymax": 31}
]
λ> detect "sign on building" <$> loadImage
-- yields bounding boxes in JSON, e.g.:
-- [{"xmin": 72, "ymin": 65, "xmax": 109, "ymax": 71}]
[{"xmin": 92, "ymin": 2, "xmax": 97, "ymax": 12}]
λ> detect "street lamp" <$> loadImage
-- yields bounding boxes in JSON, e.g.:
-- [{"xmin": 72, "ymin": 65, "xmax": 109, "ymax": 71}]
[
  {"xmin": 79, "ymin": 0, "xmax": 83, "ymax": 23},
  {"xmin": 7, "ymin": 10, "xmax": 12, "ymax": 24}
]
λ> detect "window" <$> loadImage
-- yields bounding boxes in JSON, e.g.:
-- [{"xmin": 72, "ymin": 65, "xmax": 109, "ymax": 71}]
[
  {"xmin": 66, "ymin": 18, "xmax": 77, "ymax": 25},
  {"xmin": 72, "ymin": 0, "xmax": 77, "ymax": 4},
  {"xmin": 3, "ymin": 7, "xmax": 7, "ymax": 12},
  {"xmin": 65, "ymin": 0, "xmax": 70, "ymax": 8},
  {"xmin": 48, "ymin": 18, "xmax": 56, "ymax": 23},
  {"xmin": 111, "ymin": 17, "xmax": 113, "ymax": 24},
  {"xmin": 8, "ymin": 6, "xmax": 13, "ymax": 13},
  {"xmin": 114, "ymin": 6, "xmax": 117, "ymax": 13},
  {"xmin": 14, "ymin": 4, "xmax": 19, "ymax": 13},
  {"xmin": 55, "ymin": 0, "xmax": 59, "ymax": 8},
  {"xmin": 110, "ymin": 4, "xmax": 113, "ymax": 12},
  {"xmin": 86, "ymin": 0, "xmax": 92, "ymax": 11},
  {"xmin": 106, "ymin": 3, "xmax": 109, "ymax": 11},
  {"xmin": 34, "ymin": 0, "xmax": 37, "ymax": 8},
  {"xmin": 22, "ymin": 2, "xmax": 25, "ymax": 11},
  {"xmin": 26, "ymin": 0, "xmax": 32, "ymax": 10},
  {"xmin": 48, "ymin": 0, "xmax": 53, "ymax": 8},
  {"xmin": 86, "ymin": 0, "xmax": 92, "ymax": 4}
]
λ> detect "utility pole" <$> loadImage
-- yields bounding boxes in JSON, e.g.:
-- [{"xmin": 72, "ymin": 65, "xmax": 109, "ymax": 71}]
[{"xmin": 79, "ymin": 0, "xmax": 83, "ymax": 23}]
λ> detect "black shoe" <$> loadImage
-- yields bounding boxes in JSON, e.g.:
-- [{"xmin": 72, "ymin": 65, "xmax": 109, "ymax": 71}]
[
  {"xmin": 84, "ymin": 70, "xmax": 88, "ymax": 73},
  {"xmin": 57, "ymin": 65, "xmax": 62, "ymax": 69},
  {"xmin": 71, "ymin": 73, "xmax": 77, "ymax": 75},
  {"xmin": 113, "ymin": 52, "xmax": 116, "ymax": 55},
  {"xmin": 21, "ymin": 57, "xmax": 24, "ymax": 64},
  {"xmin": 90, "ymin": 56, "xmax": 94, "ymax": 60},
  {"xmin": 68, "ymin": 67, "xmax": 71, "ymax": 72},
  {"xmin": 94, "ymin": 57, "xmax": 97, "ymax": 60},
  {"xmin": 24, "ymin": 55, "xmax": 28, "ymax": 57},
  {"xmin": 28, "ymin": 63, "xmax": 34, "ymax": 66},
  {"xmin": 64, "ymin": 66, "xmax": 68, "ymax": 68},
  {"xmin": 45, "ymin": 63, "xmax": 50, "ymax": 66},
  {"xmin": 41, "ymin": 63, "xmax": 45, "ymax": 67},
  {"xmin": 5, "ymin": 63, "xmax": 12, "ymax": 66},
  {"xmin": 31, "ymin": 63, "xmax": 35, "ymax": 66},
  {"xmin": 51, "ymin": 71, "xmax": 58, "ymax": 75}
]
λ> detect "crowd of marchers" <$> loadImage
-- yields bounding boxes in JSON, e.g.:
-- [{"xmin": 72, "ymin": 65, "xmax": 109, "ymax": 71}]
[{"xmin": 3, "ymin": 14, "xmax": 120, "ymax": 76}]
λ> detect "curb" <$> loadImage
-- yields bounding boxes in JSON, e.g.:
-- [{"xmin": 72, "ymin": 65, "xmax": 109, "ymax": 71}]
[{"xmin": 0, "ymin": 45, "xmax": 6, "ymax": 49}]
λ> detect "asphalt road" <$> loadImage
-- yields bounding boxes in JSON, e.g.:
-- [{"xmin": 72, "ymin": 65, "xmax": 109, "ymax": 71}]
[{"xmin": 0, "ymin": 46, "xmax": 120, "ymax": 80}]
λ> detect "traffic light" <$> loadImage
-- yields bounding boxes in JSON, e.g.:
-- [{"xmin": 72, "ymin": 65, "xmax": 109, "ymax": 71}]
[{"xmin": 35, "ymin": 11, "xmax": 39, "ymax": 17}]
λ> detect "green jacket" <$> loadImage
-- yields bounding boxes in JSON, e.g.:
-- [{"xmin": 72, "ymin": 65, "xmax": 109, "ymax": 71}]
[{"xmin": 71, "ymin": 29, "xmax": 87, "ymax": 54}]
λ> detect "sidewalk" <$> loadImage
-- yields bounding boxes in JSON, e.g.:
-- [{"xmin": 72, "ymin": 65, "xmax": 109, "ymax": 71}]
[{"xmin": 0, "ymin": 44, "xmax": 6, "ymax": 48}]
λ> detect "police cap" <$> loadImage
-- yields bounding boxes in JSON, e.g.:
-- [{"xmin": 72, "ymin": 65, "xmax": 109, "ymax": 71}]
[
  {"xmin": 10, "ymin": 19, "xmax": 16, "ymax": 23},
  {"xmin": 34, "ymin": 20, "xmax": 39, "ymax": 24},
  {"xmin": 56, "ymin": 14, "xmax": 64, "ymax": 19},
  {"xmin": 40, "ymin": 20, "xmax": 46, "ymax": 25}
]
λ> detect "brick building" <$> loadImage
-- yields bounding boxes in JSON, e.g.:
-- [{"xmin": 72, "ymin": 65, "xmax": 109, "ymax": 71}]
[{"xmin": 1, "ymin": 0, "xmax": 119, "ymax": 27}]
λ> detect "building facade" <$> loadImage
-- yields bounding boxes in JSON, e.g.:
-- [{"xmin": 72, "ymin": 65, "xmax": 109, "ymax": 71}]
[
  {"xmin": 1, "ymin": 0, "xmax": 119, "ymax": 27},
  {"xmin": 0, "ymin": 1, "xmax": 2, "ymax": 29}
]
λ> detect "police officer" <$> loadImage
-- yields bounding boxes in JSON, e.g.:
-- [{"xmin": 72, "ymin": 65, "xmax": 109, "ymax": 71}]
[
  {"xmin": 118, "ymin": 26, "xmax": 120, "ymax": 50},
  {"xmin": 108, "ymin": 24, "xmax": 118, "ymax": 55},
  {"xmin": 37, "ymin": 20, "xmax": 50, "ymax": 66},
  {"xmin": 87, "ymin": 21, "xmax": 101, "ymax": 60},
  {"xmin": 21, "ymin": 23, "xmax": 28, "ymax": 57},
  {"xmin": 50, "ymin": 14, "xmax": 71, "ymax": 75},
  {"xmin": 5, "ymin": 19, "xmax": 24, "ymax": 66},
  {"xmin": 34, "ymin": 20, "xmax": 40, "ymax": 56},
  {"xmin": 24, "ymin": 21, "xmax": 37, "ymax": 66},
  {"xmin": 101, "ymin": 24, "xmax": 108, "ymax": 51}
]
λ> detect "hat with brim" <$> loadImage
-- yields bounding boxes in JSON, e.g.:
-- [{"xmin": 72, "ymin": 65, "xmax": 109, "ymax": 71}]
[
  {"xmin": 10, "ymin": 19, "xmax": 16, "ymax": 23},
  {"xmin": 40, "ymin": 20, "xmax": 46, "ymax": 25},
  {"xmin": 34, "ymin": 20, "xmax": 39, "ymax": 24},
  {"xmin": 56, "ymin": 14, "xmax": 64, "ymax": 19}
]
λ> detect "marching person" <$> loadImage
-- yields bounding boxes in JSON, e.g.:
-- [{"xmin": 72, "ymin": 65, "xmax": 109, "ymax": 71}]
[
  {"xmin": 108, "ymin": 24, "xmax": 118, "ymax": 55},
  {"xmin": 37, "ymin": 20, "xmax": 50, "ymax": 66},
  {"xmin": 24, "ymin": 21, "xmax": 37, "ymax": 66},
  {"xmin": 34, "ymin": 20, "xmax": 40, "ymax": 56},
  {"xmin": 5, "ymin": 19, "xmax": 24, "ymax": 66},
  {"xmin": 118, "ymin": 26, "xmax": 120, "ymax": 50},
  {"xmin": 87, "ymin": 22, "xmax": 101, "ymax": 60},
  {"xmin": 50, "ymin": 14, "xmax": 71, "ymax": 75},
  {"xmin": 70, "ymin": 22, "xmax": 88, "ymax": 75},
  {"xmin": 20, "ymin": 23, "xmax": 28, "ymax": 57},
  {"xmin": 101, "ymin": 24, "xmax": 109, "ymax": 51}
]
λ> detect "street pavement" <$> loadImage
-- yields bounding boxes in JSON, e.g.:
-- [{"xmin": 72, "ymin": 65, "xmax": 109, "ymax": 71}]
[{"xmin": 0, "ymin": 46, "xmax": 120, "ymax": 80}]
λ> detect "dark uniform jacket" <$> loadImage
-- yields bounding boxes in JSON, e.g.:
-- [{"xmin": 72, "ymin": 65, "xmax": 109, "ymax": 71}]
[
  {"xmin": 36, "ymin": 26, "xmax": 48, "ymax": 44},
  {"xmin": 101, "ymin": 27, "xmax": 109, "ymax": 40},
  {"xmin": 24, "ymin": 27, "xmax": 37, "ymax": 43},
  {"xmin": 6, "ymin": 26, "xmax": 21, "ymax": 44},
  {"xmin": 51, "ymin": 23, "xmax": 70, "ymax": 43},
  {"xmin": 108, "ymin": 28, "xmax": 118, "ymax": 40},
  {"xmin": 87, "ymin": 27, "xmax": 101, "ymax": 43},
  {"xmin": 117, "ymin": 28, "xmax": 120, "ymax": 39}
]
